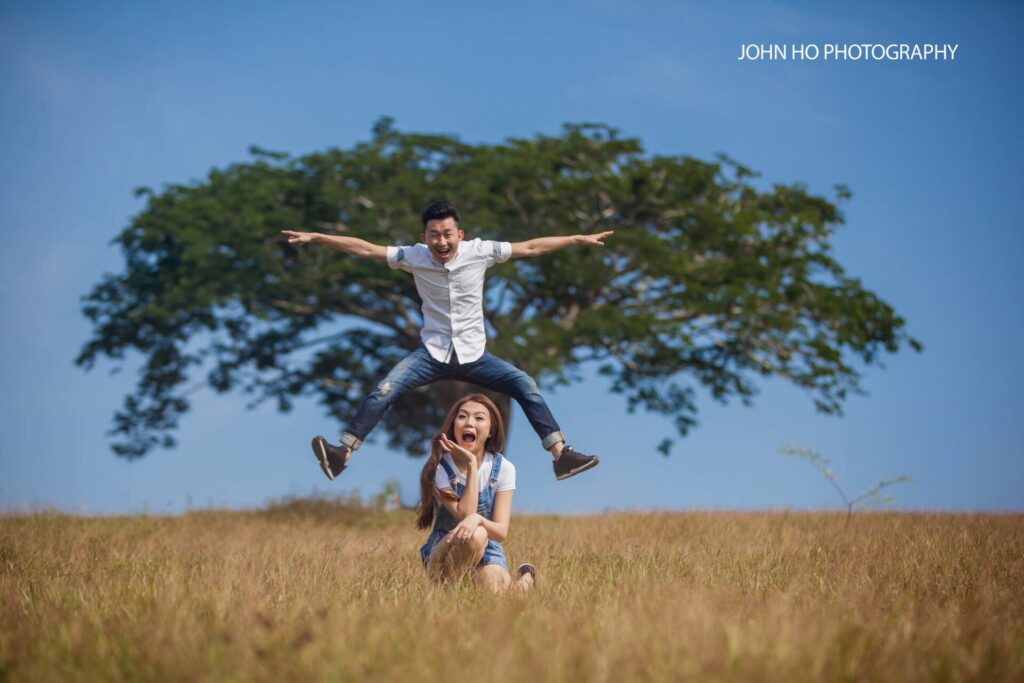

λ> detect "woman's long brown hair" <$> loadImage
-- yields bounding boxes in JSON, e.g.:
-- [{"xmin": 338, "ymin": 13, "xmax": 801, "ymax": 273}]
[{"xmin": 415, "ymin": 393, "xmax": 507, "ymax": 530}]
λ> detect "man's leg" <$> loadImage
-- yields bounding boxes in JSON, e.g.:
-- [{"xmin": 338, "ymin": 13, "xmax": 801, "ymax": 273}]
[
  {"xmin": 342, "ymin": 346, "xmax": 447, "ymax": 450},
  {"xmin": 453, "ymin": 352, "xmax": 564, "ymax": 450},
  {"xmin": 454, "ymin": 352, "xmax": 600, "ymax": 479},
  {"xmin": 312, "ymin": 346, "xmax": 446, "ymax": 479}
]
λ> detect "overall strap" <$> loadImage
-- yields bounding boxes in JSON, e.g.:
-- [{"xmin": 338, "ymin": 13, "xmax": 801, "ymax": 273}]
[
  {"xmin": 488, "ymin": 454, "xmax": 503, "ymax": 490},
  {"xmin": 438, "ymin": 455, "xmax": 459, "ymax": 489}
]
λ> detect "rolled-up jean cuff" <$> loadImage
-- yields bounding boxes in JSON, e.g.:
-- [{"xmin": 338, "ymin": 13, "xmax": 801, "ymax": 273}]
[
  {"xmin": 541, "ymin": 431, "xmax": 565, "ymax": 450},
  {"xmin": 340, "ymin": 432, "xmax": 362, "ymax": 451}
]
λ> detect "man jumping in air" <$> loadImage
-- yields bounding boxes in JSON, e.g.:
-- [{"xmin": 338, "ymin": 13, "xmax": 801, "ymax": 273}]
[{"xmin": 281, "ymin": 200, "xmax": 612, "ymax": 481}]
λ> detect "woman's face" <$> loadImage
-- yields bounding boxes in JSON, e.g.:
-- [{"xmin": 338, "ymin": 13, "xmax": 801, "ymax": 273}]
[{"xmin": 453, "ymin": 400, "xmax": 492, "ymax": 455}]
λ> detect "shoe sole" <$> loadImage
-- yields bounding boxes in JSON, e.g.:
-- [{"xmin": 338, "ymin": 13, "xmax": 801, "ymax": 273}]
[
  {"xmin": 555, "ymin": 456, "xmax": 600, "ymax": 481},
  {"xmin": 311, "ymin": 437, "xmax": 335, "ymax": 481}
]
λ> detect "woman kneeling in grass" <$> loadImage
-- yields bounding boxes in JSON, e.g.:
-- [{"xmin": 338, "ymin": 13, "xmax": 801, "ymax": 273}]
[{"xmin": 416, "ymin": 393, "xmax": 535, "ymax": 593}]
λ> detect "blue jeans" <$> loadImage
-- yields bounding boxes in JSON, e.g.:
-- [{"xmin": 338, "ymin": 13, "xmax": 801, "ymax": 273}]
[{"xmin": 341, "ymin": 346, "xmax": 564, "ymax": 451}]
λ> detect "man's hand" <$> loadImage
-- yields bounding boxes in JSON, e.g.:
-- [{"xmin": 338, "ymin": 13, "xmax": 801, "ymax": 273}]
[
  {"xmin": 579, "ymin": 230, "xmax": 614, "ymax": 247},
  {"xmin": 510, "ymin": 230, "xmax": 616, "ymax": 259},
  {"xmin": 281, "ymin": 229, "xmax": 318, "ymax": 246}
]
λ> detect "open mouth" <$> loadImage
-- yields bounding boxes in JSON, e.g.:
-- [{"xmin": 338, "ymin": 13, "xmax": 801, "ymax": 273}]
[
  {"xmin": 435, "ymin": 246, "xmax": 451, "ymax": 258},
  {"xmin": 460, "ymin": 431, "xmax": 477, "ymax": 446}
]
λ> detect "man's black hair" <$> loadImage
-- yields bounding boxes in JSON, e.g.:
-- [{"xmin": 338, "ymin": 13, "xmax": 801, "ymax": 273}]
[{"xmin": 421, "ymin": 200, "xmax": 460, "ymax": 230}]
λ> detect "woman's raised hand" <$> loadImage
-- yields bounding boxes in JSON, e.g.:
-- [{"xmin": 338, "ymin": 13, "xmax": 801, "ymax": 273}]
[{"xmin": 437, "ymin": 432, "xmax": 476, "ymax": 469}]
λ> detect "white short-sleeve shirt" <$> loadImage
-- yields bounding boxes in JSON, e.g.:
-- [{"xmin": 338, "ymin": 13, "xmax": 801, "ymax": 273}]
[
  {"xmin": 385, "ymin": 238, "xmax": 512, "ymax": 364},
  {"xmin": 434, "ymin": 451, "xmax": 516, "ymax": 493}
]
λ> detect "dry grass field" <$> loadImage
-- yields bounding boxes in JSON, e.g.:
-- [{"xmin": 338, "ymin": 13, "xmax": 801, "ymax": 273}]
[{"xmin": 2, "ymin": 499, "xmax": 1022, "ymax": 682}]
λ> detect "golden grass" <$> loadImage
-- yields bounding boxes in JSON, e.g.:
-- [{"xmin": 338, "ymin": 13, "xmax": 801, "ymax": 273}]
[{"xmin": 1, "ymin": 500, "xmax": 1022, "ymax": 682}]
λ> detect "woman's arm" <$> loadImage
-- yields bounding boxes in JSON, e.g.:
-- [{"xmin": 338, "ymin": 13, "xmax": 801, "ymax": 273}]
[
  {"xmin": 434, "ymin": 484, "xmax": 479, "ymax": 523},
  {"xmin": 455, "ymin": 458, "xmax": 480, "ymax": 520},
  {"xmin": 436, "ymin": 434, "xmax": 480, "ymax": 520},
  {"xmin": 445, "ymin": 490, "xmax": 512, "ymax": 545},
  {"xmin": 476, "ymin": 490, "xmax": 512, "ymax": 542},
  {"xmin": 431, "ymin": 468, "xmax": 480, "ymax": 524}
]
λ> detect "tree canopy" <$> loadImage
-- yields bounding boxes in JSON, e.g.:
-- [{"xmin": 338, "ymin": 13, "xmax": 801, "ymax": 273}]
[{"xmin": 77, "ymin": 117, "xmax": 922, "ymax": 458}]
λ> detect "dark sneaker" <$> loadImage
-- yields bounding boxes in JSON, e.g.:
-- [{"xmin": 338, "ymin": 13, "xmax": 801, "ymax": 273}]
[
  {"xmin": 552, "ymin": 445, "xmax": 600, "ymax": 480},
  {"xmin": 311, "ymin": 436, "xmax": 348, "ymax": 480}
]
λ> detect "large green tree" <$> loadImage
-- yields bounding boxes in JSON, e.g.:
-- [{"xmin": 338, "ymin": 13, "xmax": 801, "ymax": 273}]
[{"xmin": 77, "ymin": 117, "xmax": 921, "ymax": 458}]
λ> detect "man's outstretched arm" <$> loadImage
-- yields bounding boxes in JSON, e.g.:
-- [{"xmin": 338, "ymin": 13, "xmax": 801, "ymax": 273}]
[
  {"xmin": 281, "ymin": 229, "xmax": 387, "ymax": 262},
  {"xmin": 509, "ymin": 230, "xmax": 614, "ymax": 259}
]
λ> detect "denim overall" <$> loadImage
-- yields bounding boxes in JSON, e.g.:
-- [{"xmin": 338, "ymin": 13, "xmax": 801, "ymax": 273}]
[{"xmin": 419, "ymin": 454, "xmax": 508, "ymax": 570}]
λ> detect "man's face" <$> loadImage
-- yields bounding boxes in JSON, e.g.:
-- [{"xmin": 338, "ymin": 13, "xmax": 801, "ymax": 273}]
[{"xmin": 423, "ymin": 217, "xmax": 464, "ymax": 264}]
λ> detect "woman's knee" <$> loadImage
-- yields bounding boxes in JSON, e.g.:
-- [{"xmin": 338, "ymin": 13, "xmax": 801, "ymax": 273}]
[
  {"xmin": 426, "ymin": 537, "xmax": 474, "ymax": 581},
  {"xmin": 468, "ymin": 526, "xmax": 488, "ymax": 552}
]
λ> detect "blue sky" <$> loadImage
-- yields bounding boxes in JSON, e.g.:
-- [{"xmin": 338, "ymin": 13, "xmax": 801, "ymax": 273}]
[{"xmin": 1, "ymin": 0, "xmax": 1021, "ymax": 515}]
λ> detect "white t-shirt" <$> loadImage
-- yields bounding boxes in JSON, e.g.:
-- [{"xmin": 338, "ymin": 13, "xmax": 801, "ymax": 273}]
[
  {"xmin": 385, "ymin": 238, "xmax": 513, "ymax": 364},
  {"xmin": 434, "ymin": 451, "xmax": 516, "ymax": 494}
]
